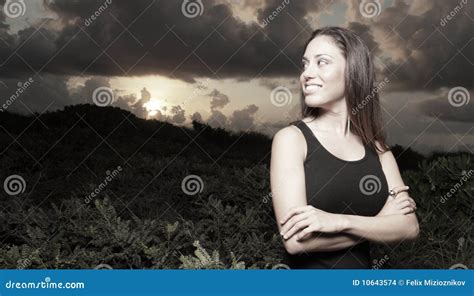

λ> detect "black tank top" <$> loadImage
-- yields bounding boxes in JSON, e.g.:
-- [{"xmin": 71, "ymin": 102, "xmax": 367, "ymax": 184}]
[{"xmin": 282, "ymin": 120, "xmax": 389, "ymax": 269}]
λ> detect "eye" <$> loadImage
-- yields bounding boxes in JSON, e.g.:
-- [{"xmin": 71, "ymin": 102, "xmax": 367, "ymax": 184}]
[
  {"xmin": 317, "ymin": 59, "xmax": 328, "ymax": 66},
  {"xmin": 301, "ymin": 61, "xmax": 308, "ymax": 70}
]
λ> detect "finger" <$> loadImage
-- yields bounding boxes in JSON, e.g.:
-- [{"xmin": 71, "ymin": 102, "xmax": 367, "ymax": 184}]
[
  {"xmin": 296, "ymin": 230, "xmax": 313, "ymax": 241},
  {"xmin": 401, "ymin": 206, "xmax": 416, "ymax": 215},
  {"xmin": 393, "ymin": 196, "xmax": 412, "ymax": 205},
  {"xmin": 280, "ymin": 211, "xmax": 312, "ymax": 236},
  {"xmin": 399, "ymin": 200, "xmax": 415, "ymax": 212},
  {"xmin": 280, "ymin": 206, "xmax": 311, "ymax": 225},
  {"xmin": 283, "ymin": 219, "xmax": 311, "ymax": 240}
]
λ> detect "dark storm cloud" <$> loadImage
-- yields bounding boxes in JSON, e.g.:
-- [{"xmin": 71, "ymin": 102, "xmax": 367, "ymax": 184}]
[
  {"xmin": 0, "ymin": 0, "xmax": 328, "ymax": 82},
  {"xmin": 349, "ymin": 0, "xmax": 473, "ymax": 91},
  {"xmin": 1, "ymin": 0, "xmax": 469, "ymax": 92}
]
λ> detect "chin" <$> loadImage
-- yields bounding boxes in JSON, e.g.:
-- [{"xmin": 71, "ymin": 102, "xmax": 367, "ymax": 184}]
[{"xmin": 304, "ymin": 94, "xmax": 326, "ymax": 107}]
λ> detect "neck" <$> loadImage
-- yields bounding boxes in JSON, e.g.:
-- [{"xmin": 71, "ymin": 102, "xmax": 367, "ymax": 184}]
[{"xmin": 310, "ymin": 100, "xmax": 350, "ymax": 137}]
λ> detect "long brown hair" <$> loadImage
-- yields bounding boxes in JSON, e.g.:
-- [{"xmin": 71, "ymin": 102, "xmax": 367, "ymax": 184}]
[{"xmin": 295, "ymin": 26, "xmax": 389, "ymax": 154}]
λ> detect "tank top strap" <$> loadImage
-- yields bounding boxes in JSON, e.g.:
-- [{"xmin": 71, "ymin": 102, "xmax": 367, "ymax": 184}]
[{"xmin": 291, "ymin": 120, "xmax": 320, "ymax": 156}]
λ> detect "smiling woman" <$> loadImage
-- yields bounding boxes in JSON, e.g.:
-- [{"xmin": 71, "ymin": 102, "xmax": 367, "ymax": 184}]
[{"xmin": 270, "ymin": 26, "xmax": 420, "ymax": 269}]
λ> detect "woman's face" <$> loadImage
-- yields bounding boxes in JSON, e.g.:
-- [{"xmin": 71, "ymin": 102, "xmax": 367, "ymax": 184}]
[{"xmin": 300, "ymin": 35, "xmax": 346, "ymax": 108}]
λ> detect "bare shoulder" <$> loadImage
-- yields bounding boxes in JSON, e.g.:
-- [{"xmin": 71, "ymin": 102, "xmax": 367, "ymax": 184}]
[{"xmin": 271, "ymin": 124, "xmax": 306, "ymax": 160}]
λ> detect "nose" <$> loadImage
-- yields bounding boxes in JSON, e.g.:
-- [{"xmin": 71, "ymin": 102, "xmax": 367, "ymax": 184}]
[{"xmin": 301, "ymin": 64, "xmax": 316, "ymax": 81}]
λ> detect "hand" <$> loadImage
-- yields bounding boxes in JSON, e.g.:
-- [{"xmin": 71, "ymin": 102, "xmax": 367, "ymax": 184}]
[
  {"xmin": 279, "ymin": 205, "xmax": 347, "ymax": 242},
  {"xmin": 377, "ymin": 185, "xmax": 417, "ymax": 216}
]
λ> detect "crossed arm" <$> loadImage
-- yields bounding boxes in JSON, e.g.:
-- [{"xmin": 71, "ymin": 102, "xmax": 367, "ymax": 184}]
[{"xmin": 270, "ymin": 126, "xmax": 420, "ymax": 255}]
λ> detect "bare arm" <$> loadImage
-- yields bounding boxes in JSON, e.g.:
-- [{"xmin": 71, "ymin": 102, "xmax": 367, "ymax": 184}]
[{"xmin": 270, "ymin": 126, "xmax": 361, "ymax": 255}]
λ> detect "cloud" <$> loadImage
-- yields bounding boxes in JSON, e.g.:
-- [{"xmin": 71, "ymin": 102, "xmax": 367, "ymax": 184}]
[
  {"xmin": 0, "ymin": 0, "xmax": 331, "ymax": 82},
  {"xmin": 208, "ymin": 88, "xmax": 230, "ymax": 110},
  {"xmin": 208, "ymin": 109, "xmax": 228, "ymax": 128},
  {"xmin": 229, "ymin": 103, "xmax": 259, "ymax": 131},
  {"xmin": 0, "ymin": 74, "xmax": 71, "ymax": 114},
  {"xmin": 345, "ymin": 0, "xmax": 474, "ymax": 91},
  {"xmin": 190, "ymin": 111, "xmax": 203, "ymax": 122},
  {"xmin": 170, "ymin": 105, "xmax": 186, "ymax": 124},
  {"xmin": 414, "ymin": 88, "xmax": 474, "ymax": 123}
]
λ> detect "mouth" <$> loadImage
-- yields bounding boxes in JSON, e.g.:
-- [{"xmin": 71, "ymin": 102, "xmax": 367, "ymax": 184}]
[{"xmin": 304, "ymin": 83, "xmax": 323, "ymax": 93}]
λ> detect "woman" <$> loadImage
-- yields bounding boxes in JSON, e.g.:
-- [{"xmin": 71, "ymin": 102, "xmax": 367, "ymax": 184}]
[{"xmin": 270, "ymin": 26, "xmax": 419, "ymax": 269}]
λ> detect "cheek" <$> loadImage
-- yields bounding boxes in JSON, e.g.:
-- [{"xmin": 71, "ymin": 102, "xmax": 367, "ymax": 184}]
[{"xmin": 322, "ymin": 67, "xmax": 344, "ymax": 84}]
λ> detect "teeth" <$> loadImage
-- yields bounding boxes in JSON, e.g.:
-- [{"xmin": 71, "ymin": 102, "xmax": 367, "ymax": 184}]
[{"xmin": 305, "ymin": 84, "xmax": 322, "ymax": 91}]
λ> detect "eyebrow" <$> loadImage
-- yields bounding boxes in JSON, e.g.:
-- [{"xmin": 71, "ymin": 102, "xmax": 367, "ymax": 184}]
[{"xmin": 302, "ymin": 54, "xmax": 333, "ymax": 61}]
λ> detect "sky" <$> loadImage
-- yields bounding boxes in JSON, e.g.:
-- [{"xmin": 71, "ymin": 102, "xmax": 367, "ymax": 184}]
[{"xmin": 0, "ymin": 0, "xmax": 473, "ymax": 154}]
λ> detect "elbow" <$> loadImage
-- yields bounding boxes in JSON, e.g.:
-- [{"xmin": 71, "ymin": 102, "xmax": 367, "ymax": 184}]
[
  {"xmin": 404, "ymin": 216, "xmax": 420, "ymax": 241},
  {"xmin": 283, "ymin": 237, "xmax": 304, "ymax": 255},
  {"xmin": 408, "ymin": 222, "xmax": 420, "ymax": 241}
]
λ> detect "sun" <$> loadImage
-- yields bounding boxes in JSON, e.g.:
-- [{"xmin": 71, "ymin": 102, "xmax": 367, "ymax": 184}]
[
  {"xmin": 143, "ymin": 98, "xmax": 164, "ymax": 118},
  {"xmin": 143, "ymin": 98, "xmax": 162, "ymax": 111}
]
